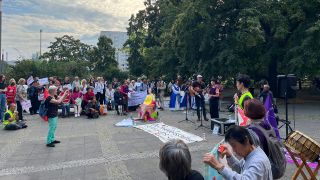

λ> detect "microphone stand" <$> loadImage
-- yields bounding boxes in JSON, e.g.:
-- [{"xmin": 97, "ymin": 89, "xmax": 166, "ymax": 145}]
[{"xmin": 178, "ymin": 92, "xmax": 195, "ymax": 124}]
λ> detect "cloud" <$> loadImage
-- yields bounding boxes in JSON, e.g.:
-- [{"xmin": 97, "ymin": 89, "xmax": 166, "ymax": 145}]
[{"xmin": 2, "ymin": 0, "xmax": 145, "ymax": 61}]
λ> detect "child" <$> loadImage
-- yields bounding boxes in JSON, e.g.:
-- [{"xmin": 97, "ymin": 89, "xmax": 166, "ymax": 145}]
[
  {"xmin": 58, "ymin": 85, "xmax": 71, "ymax": 118},
  {"xmin": 71, "ymin": 86, "xmax": 82, "ymax": 117}
]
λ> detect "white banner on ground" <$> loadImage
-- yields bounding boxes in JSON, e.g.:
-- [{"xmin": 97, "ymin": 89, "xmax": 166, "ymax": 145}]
[
  {"xmin": 38, "ymin": 78, "xmax": 49, "ymax": 86},
  {"xmin": 128, "ymin": 91, "xmax": 147, "ymax": 107},
  {"xmin": 135, "ymin": 122, "xmax": 203, "ymax": 144}
]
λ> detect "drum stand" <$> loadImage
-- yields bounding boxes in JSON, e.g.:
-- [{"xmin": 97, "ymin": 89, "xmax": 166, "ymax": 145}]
[
  {"xmin": 285, "ymin": 144, "xmax": 320, "ymax": 180},
  {"xmin": 179, "ymin": 94, "xmax": 195, "ymax": 124}
]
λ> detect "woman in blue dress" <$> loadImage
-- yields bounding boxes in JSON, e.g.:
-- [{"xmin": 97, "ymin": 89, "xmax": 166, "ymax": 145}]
[{"xmin": 169, "ymin": 81, "xmax": 180, "ymax": 111}]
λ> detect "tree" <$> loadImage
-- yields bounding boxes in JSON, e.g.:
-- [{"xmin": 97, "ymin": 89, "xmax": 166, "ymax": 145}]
[
  {"xmin": 89, "ymin": 36, "xmax": 117, "ymax": 74},
  {"xmin": 42, "ymin": 35, "xmax": 91, "ymax": 61},
  {"xmin": 125, "ymin": 0, "xmax": 320, "ymax": 84}
]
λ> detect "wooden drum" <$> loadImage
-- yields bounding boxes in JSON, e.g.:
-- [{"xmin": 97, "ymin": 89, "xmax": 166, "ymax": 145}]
[{"xmin": 284, "ymin": 131, "xmax": 320, "ymax": 162}]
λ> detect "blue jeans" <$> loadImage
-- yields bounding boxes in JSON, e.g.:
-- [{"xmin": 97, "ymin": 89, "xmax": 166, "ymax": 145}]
[
  {"xmin": 0, "ymin": 94, "xmax": 6, "ymax": 121},
  {"xmin": 47, "ymin": 117, "xmax": 58, "ymax": 144},
  {"xmin": 61, "ymin": 104, "xmax": 70, "ymax": 116}
]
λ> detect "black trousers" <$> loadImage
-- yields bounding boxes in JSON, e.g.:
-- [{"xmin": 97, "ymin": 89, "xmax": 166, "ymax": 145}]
[
  {"xmin": 209, "ymin": 98, "xmax": 219, "ymax": 119},
  {"xmin": 195, "ymin": 95, "xmax": 207, "ymax": 119},
  {"xmin": 16, "ymin": 101, "xmax": 23, "ymax": 120},
  {"xmin": 95, "ymin": 92, "xmax": 104, "ymax": 105},
  {"xmin": 30, "ymin": 98, "xmax": 40, "ymax": 114}
]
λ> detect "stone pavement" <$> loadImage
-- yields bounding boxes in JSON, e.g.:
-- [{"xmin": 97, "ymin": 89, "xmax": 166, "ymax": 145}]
[{"xmin": 0, "ymin": 102, "xmax": 319, "ymax": 180}]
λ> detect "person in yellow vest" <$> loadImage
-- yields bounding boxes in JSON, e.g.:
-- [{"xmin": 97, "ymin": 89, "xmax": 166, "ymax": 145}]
[
  {"xmin": 234, "ymin": 74, "xmax": 253, "ymax": 109},
  {"xmin": 3, "ymin": 103, "xmax": 27, "ymax": 130}
]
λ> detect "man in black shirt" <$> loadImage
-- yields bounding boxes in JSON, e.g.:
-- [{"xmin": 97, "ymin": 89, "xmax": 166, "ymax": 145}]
[{"xmin": 192, "ymin": 75, "xmax": 208, "ymax": 121}]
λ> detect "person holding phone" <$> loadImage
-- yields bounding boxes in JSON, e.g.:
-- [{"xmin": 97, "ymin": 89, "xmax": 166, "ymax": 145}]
[{"xmin": 46, "ymin": 86, "xmax": 69, "ymax": 147}]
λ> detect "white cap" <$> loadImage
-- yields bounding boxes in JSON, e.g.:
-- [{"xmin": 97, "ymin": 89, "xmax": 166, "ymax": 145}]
[{"xmin": 197, "ymin": 75, "xmax": 203, "ymax": 78}]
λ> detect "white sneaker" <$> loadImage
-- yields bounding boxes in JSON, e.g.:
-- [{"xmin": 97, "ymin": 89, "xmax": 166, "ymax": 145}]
[{"xmin": 75, "ymin": 114, "xmax": 77, "ymax": 117}]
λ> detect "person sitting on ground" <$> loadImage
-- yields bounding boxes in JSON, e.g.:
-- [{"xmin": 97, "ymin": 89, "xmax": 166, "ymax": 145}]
[
  {"xmin": 85, "ymin": 97, "xmax": 100, "ymax": 119},
  {"xmin": 114, "ymin": 87, "xmax": 124, "ymax": 115},
  {"xmin": 58, "ymin": 86, "xmax": 71, "ymax": 118},
  {"xmin": 3, "ymin": 103, "xmax": 27, "ymax": 130},
  {"xmin": 203, "ymin": 126, "xmax": 272, "ymax": 180},
  {"xmin": 82, "ymin": 86, "xmax": 95, "ymax": 111},
  {"xmin": 159, "ymin": 139, "xmax": 204, "ymax": 180},
  {"xmin": 139, "ymin": 88, "xmax": 157, "ymax": 121}
]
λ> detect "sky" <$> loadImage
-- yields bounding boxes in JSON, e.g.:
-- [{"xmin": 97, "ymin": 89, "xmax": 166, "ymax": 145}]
[{"xmin": 2, "ymin": 0, "xmax": 145, "ymax": 61}]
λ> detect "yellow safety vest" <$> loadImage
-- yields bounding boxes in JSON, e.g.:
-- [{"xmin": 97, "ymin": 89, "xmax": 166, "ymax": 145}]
[
  {"xmin": 3, "ymin": 110, "xmax": 16, "ymax": 126},
  {"xmin": 238, "ymin": 91, "xmax": 253, "ymax": 109}
]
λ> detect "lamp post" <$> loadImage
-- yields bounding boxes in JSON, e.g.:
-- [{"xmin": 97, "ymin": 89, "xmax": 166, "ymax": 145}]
[
  {"xmin": 0, "ymin": 0, "xmax": 3, "ymax": 61},
  {"xmin": 0, "ymin": 0, "xmax": 3, "ymax": 73},
  {"xmin": 40, "ymin": 29, "xmax": 42, "ymax": 58}
]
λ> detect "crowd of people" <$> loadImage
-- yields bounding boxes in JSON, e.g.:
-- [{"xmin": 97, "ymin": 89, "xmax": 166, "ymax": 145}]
[
  {"xmin": 158, "ymin": 74, "xmax": 283, "ymax": 180},
  {"xmin": 0, "ymin": 73, "xmax": 283, "ymax": 179}
]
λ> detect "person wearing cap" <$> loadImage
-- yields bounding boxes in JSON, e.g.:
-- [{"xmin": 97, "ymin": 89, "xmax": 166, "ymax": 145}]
[
  {"xmin": 46, "ymin": 85, "xmax": 69, "ymax": 147},
  {"xmin": 192, "ymin": 75, "xmax": 209, "ymax": 121},
  {"xmin": 58, "ymin": 85, "xmax": 71, "ymax": 118},
  {"xmin": 28, "ymin": 79, "xmax": 40, "ymax": 115}
]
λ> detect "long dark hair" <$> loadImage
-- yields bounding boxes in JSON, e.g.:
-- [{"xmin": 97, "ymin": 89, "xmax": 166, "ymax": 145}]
[{"xmin": 0, "ymin": 74, "xmax": 4, "ymax": 83}]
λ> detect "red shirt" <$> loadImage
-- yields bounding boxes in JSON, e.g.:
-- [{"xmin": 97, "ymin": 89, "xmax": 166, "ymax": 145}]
[
  {"xmin": 83, "ymin": 92, "xmax": 95, "ymax": 103},
  {"xmin": 59, "ymin": 91, "xmax": 71, "ymax": 104},
  {"xmin": 6, "ymin": 85, "xmax": 16, "ymax": 103}
]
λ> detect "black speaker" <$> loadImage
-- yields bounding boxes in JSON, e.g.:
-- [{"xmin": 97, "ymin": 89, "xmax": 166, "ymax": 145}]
[{"xmin": 276, "ymin": 75, "xmax": 297, "ymax": 99}]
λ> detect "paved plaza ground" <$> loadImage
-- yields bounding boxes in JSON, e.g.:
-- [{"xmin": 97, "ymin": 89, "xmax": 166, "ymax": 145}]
[{"xmin": 0, "ymin": 101, "xmax": 319, "ymax": 180}]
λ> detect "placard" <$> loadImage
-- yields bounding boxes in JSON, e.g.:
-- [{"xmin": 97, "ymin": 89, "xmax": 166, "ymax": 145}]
[
  {"xmin": 212, "ymin": 124, "xmax": 220, "ymax": 135},
  {"xmin": 38, "ymin": 78, "xmax": 49, "ymax": 86}
]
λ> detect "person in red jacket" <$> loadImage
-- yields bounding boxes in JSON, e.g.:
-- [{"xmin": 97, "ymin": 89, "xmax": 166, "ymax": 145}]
[
  {"xmin": 6, "ymin": 79, "xmax": 17, "ymax": 106},
  {"xmin": 82, "ymin": 86, "xmax": 95, "ymax": 111},
  {"xmin": 58, "ymin": 86, "xmax": 71, "ymax": 118}
]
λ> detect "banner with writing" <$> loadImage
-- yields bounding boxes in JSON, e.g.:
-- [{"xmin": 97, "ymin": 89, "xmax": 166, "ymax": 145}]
[
  {"xmin": 135, "ymin": 122, "xmax": 203, "ymax": 144},
  {"xmin": 128, "ymin": 91, "xmax": 147, "ymax": 107}
]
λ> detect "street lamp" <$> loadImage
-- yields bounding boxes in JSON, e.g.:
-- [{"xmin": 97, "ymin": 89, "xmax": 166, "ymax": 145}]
[
  {"xmin": 40, "ymin": 29, "xmax": 42, "ymax": 58},
  {"xmin": 0, "ymin": 0, "xmax": 3, "ymax": 73},
  {"xmin": 0, "ymin": 0, "xmax": 3, "ymax": 61}
]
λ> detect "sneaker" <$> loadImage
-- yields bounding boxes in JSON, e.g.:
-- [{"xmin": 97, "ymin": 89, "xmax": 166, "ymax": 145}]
[
  {"xmin": 53, "ymin": 140, "xmax": 60, "ymax": 144},
  {"xmin": 46, "ymin": 143, "xmax": 55, "ymax": 147},
  {"xmin": 78, "ymin": 113, "xmax": 81, "ymax": 117},
  {"xmin": 75, "ymin": 114, "xmax": 77, "ymax": 117},
  {"xmin": 204, "ymin": 118, "xmax": 209, "ymax": 121}
]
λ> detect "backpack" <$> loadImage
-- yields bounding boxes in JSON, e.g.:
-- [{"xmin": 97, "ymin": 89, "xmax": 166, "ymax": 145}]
[
  {"xmin": 250, "ymin": 124, "xmax": 286, "ymax": 179},
  {"xmin": 39, "ymin": 96, "xmax": 51, "ymax": 121}
]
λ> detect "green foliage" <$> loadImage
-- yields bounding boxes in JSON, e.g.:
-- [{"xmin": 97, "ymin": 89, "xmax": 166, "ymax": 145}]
[
  {"xmin": 125, "ymin": 0, "xmax": 320, "ymax": 83},
  {"xmin": 7, "ymin": 35, "xmax": 124, "ymax": 81}
]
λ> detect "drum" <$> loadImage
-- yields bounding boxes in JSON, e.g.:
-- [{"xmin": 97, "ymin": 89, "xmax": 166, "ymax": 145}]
[{"xmin": 284, "ymin": 131, "xmax": 320, "ymax": 162}]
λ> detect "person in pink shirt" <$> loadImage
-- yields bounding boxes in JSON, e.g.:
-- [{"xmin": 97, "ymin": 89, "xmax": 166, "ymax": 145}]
[
  {"xmin": 58, "ymin": 86, "xmax": 71, "ymax": 118},
  {"xmin": 71, "ymin": 86, "xmax": 82, "ymax": 117}
]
